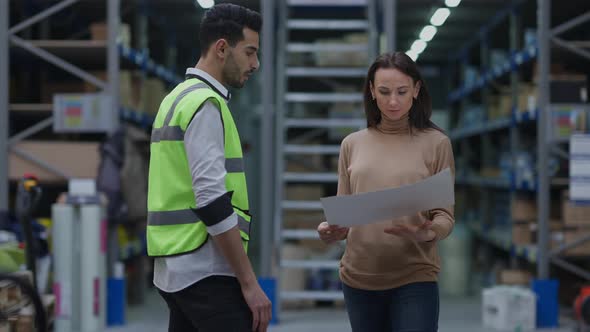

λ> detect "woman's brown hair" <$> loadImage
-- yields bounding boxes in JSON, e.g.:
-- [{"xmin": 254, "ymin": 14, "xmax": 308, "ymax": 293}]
[{"xmin": 363, "ymin": 52, "xmax": 441, "ymax": 131}]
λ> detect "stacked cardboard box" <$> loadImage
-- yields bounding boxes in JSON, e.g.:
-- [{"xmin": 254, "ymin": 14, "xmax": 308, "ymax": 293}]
[
  {"xmin": 510, "ymin": 196, "xmax": 563, "ymax": 250},
  {"xmin": 90, "ymin": 22, "xmax": 131, "ymax": 48},
  {"xmin": 557, "ymin": 190, "xmax": 590, "ymax": 256},
  {"xmin": 138, "ymin": 78, "xmax": 167, "ymax": 115},
  {"xmin": 511, "ymin": 197, "xmax": 537, "ymax": 223},
  {"xmin": 314, "ymin": 33, "xmax": 368, "ymax": 67},
  {"xmin": 497, "ymin": 269, "xmax": 531, "ymax": 286},
  {"xmin": 512, "ymin": 220, "xmax": 563, "ymax": 247},
  {"xmin": 9, "ymin": 141, "xmax": 100, "ymax": 182},
  {"xmin": 516, "ymin": 83, "xmax": 537, "ymax": 113},
  {"xmin": 83, "ymin": 70, "xmax": 141, "ymax": 111}
]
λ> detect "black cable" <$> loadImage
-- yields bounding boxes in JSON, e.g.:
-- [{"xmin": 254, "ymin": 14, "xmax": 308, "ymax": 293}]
[{"xmin": 0, "ymin": 274, "xmax": 47, "ymax": 332}]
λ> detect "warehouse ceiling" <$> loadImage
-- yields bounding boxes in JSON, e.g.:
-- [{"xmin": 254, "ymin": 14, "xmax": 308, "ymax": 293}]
[
  {"xmin": 398, "ymin": 0, "xmax": 508, "ymax": 63},
  {"xmin": 8, "ymin": 0, "xmax": 590, "ymax": 70}
]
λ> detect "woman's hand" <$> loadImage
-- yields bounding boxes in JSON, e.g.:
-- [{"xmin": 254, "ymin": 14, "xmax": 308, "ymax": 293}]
[
  {"xmin": 317, "ymin": 221, "xmax": 349, "ymax": 244},
  {"xmin": 384, "ymin": 220, "xmax": 436, "ymax": 243}
]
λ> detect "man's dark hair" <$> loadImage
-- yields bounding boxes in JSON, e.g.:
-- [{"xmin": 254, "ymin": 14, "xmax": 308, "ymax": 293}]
[{"xmin": 199, "ymin": 3, "xmax": 262, "ymax": 54}]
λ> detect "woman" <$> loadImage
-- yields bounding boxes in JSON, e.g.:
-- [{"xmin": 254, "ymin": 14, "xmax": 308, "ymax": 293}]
[{"xmin": 317, "ymin": 52, "xmax": 455, "ymax": 332}]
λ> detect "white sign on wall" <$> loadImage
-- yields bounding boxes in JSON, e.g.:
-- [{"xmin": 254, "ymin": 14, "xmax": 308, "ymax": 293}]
[
  {"xmin": 570, "ymin": 134, "xmax": 590, "ymax": 201},
  {"xmin": 53, "ymin": 93, "xmax": 117, "ymax": 133}
]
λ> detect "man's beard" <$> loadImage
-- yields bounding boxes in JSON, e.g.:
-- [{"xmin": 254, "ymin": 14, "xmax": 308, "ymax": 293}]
[{"xmin": 222, "ymin": 53, "xmax": 245, "ymax": 89}]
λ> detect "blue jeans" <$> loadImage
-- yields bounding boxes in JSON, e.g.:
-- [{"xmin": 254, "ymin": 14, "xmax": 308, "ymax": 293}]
[{"xmin": 342, "ymin": 281, "xmax": 439, "ymax": 332}]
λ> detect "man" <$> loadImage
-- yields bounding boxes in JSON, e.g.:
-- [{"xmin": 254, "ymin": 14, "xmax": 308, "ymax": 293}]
[{"xmin": 146, "ymin": 4, "xmax": 271, "ymax": 332}]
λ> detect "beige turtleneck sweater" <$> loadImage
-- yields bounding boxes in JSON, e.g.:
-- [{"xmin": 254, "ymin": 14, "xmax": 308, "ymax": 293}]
[{"xmin": 338, "ymin": 113, "xmax": 455, "ymax": 291}]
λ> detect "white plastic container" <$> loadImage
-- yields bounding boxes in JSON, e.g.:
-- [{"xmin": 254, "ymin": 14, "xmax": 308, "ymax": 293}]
[{"xmin": 482, "ymin": 286, "xmax": 536, "ymax": 331}]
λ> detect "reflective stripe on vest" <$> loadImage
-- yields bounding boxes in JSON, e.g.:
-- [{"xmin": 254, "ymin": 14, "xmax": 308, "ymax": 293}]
[{"xmin": 147, "ymin": 209, "xmax": 250, "ymax": 235}]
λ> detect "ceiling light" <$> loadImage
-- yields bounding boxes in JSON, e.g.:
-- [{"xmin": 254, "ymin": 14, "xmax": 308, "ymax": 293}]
[
  {"xmin": 411, "ymin": 40, "xmax": 427, "ymax": 54},
  {"xmin": 196, "ymin": 0, "xmax": 215, "ymax": 9},
  {"xmin": 445, "ymin": 0, "xmax": 461, "ymax": 7},
  {"xmin": 406, "ymin": 50, "xmax": 419, "ymax": 61},
  {"xmin": 430, "ymin": 8, "xmax": 451, "ymax": 26},
  {"xmin": 419, "ymin": 25, "xmax": 437, "ymax": 42}
]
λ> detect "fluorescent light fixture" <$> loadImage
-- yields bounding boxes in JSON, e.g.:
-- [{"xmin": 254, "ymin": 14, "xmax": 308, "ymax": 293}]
[
  {"xmin": 419, "ymin": 25, "xmax": 437, "ymax": 42},
  {"xmin": 445, "ymin": 0, "xmax": 461, "ymax": 7},
  {"xmin": 196, "ymin": 0, "xmax": 215, "ymax": 9},
  {"xmin": 406, "ymin": 50, "xmax": 419, "ymax": 61},
  {"xmin": 411, "ymin": 40, "xmax": 427, "ymax": 54},
  {"xmin": 430, "ymin": 8, "xmax": 451, "ymax": 26}
]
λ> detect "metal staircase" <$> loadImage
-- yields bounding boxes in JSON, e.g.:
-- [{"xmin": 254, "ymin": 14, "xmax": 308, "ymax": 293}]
[{"xmin": 274, "ymin": 0, "xmax": 378, "ymax": 304}]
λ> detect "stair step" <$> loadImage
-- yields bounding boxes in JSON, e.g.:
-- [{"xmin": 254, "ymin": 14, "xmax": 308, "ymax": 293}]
[
  {"xmin": 282, "ymin": 200, "xmax": 324, "ymax": 210},
  {"xmin": 282, "ymin": 229, "xmax": 320, "ymax": 240},
  {"xmin": 286, "ymin": 93, "xmax": 364, "ymax": 103},
  {"xmin": 287, "ymin": 19, "xmax": 369, "ymax": 30},
  {"xmin": 285, "ymin": 118, "xmax": 365, "ymax": 128},
  {"xmin": 284, "ymin": 144, "xmax": 341, "ymax": 154},
  {"xmin": 287, "ymin": 67, "xmax": 366, "ymax": 77},
  {"xmin": 281, "ymin": 291, "xmax": 344, "ymax": 301},
  {"xmin": 281, "ymin": 259, "xmax": 340, "ymax": 269},
  {"xmin": 287, "ymin": 42, "xmax": 367, "ymax": 53},
  {"xmin": 279, "ymin": 291, "xmax": 344, "ymax": 301},
  {"xmin": 284, "ymin": 172, "xmax": 338, "ymax": 183}
]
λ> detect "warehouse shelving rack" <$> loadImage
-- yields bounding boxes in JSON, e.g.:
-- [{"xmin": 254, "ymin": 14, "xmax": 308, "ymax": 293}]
[
  {"xmin": 0, "ymin": 1, "xmax": 191, "ymax": 306},
  {"xmin": 0, "ymin": 0, "xmax": 184, "ymax": 222},
  {"xmin": 448, "ymin": 0, "xmax": 590, "ymax": 281}
]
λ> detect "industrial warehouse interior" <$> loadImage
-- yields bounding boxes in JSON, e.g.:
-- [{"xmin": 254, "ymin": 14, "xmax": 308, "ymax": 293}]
[{"xmin": 2, "ymin": 0, "xmax": 590, "ymax": 331}]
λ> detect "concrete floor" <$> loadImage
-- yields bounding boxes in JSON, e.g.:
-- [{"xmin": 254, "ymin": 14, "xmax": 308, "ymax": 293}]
[{"xmin": 105, "ymin": 289, "xmax": 576, "ymax": 332}]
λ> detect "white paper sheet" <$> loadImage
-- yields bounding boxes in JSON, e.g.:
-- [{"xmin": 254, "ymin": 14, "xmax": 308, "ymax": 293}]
[{"xmin": 320, "ymin": 168, "xmax": 454, "ymax": 227}]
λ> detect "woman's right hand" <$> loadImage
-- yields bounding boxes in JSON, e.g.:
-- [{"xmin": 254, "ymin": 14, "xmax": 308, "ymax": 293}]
[{"xmin": 317, "ymin": 221, "xmax": 349, "ymax": 244}]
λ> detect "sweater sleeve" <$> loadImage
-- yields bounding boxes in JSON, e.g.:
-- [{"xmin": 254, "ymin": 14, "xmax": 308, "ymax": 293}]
[
  {"xmin": 429, "ymin": 136, "xmax": 455, "ymax": 241},
  {"xmin": 337, "ymin": 137, "xmax": 352, "ymax": 196}
]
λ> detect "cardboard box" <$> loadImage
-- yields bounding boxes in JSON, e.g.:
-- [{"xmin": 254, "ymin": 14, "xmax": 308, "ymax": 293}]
[
  {"xmin": 9, "ymin": 141, "xmax": 100, "ymax": 182},
  {"xmin": 90, "ymin": 22, "xmax": 131, "ymax": 48},
  {"xmin": 517, "ymin": 83, "xmax": 537, "ymax": 113},
  {"xmin": 280, "ymin": 244, "xmax": 314, "ymax": 308},
  {"xmin": 511, "ymin": 197, "xmax": 537, "ymax": 222},
  {"xmin": 16, "ymin": 313, "xmax": 33, "ymax": 332},
  {"xmin": 314, "ymin": 33, "xmax": 368, "ymax": 67},
  {"xmin": 283, "ymin": 211, "xmax": 325, "ymax": 230},
  {"xmin": 138, "ymin": 78, "xmax": 167, "ymax": 115},
  {"xmin": 0, "ymin": 281, "xmax": 21, "ymax": 309},
  {"xmin": 498, "ymin": 269, "xmax": 531, "ymax": 286},
  {"xmin": 512, "ymin": 221, "xmax": 563, "ymax": 246},
  {"xmin": 487, "ymin": 96, "xmax": 501, "ymax": 120},
  {"xmin": 497, "ymin": 93, "xmax": 513, "ymax": 117},
  {"xmin": 481, "ymin": 168, "xmax": 502, "ymax": 178},
  {"xmin": 285, "ymin": 154, "xmax": 325, "ymax": 173},
  {"xmin": 562, "ymin": 190, "xmax": 590, "ymax": 226},
  {"xmin": 284, "ymin": 185, "xmax": 323, "ymax": 201},
  {"xmin": 562, "ymin": 201, "xmax": 590, "ymax": 226},
  {"xmin": 512, "ymin": 222, "xmax": 533, "ymax": 245},
  {"xmin": 84, "ymin": 70, "xmax": 138, "ymax": 109}
]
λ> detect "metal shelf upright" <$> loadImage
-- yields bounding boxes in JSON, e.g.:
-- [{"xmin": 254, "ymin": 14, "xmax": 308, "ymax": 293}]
[{"xmin": 448, "ymin": 0, "xmax": 590, "ymax": 282}]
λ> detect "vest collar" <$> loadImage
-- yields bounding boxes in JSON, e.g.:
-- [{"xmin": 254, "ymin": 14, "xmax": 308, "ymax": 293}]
[{"xmin": 185, "ymin": 67, "xmax": 231, "ymax": 101}]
